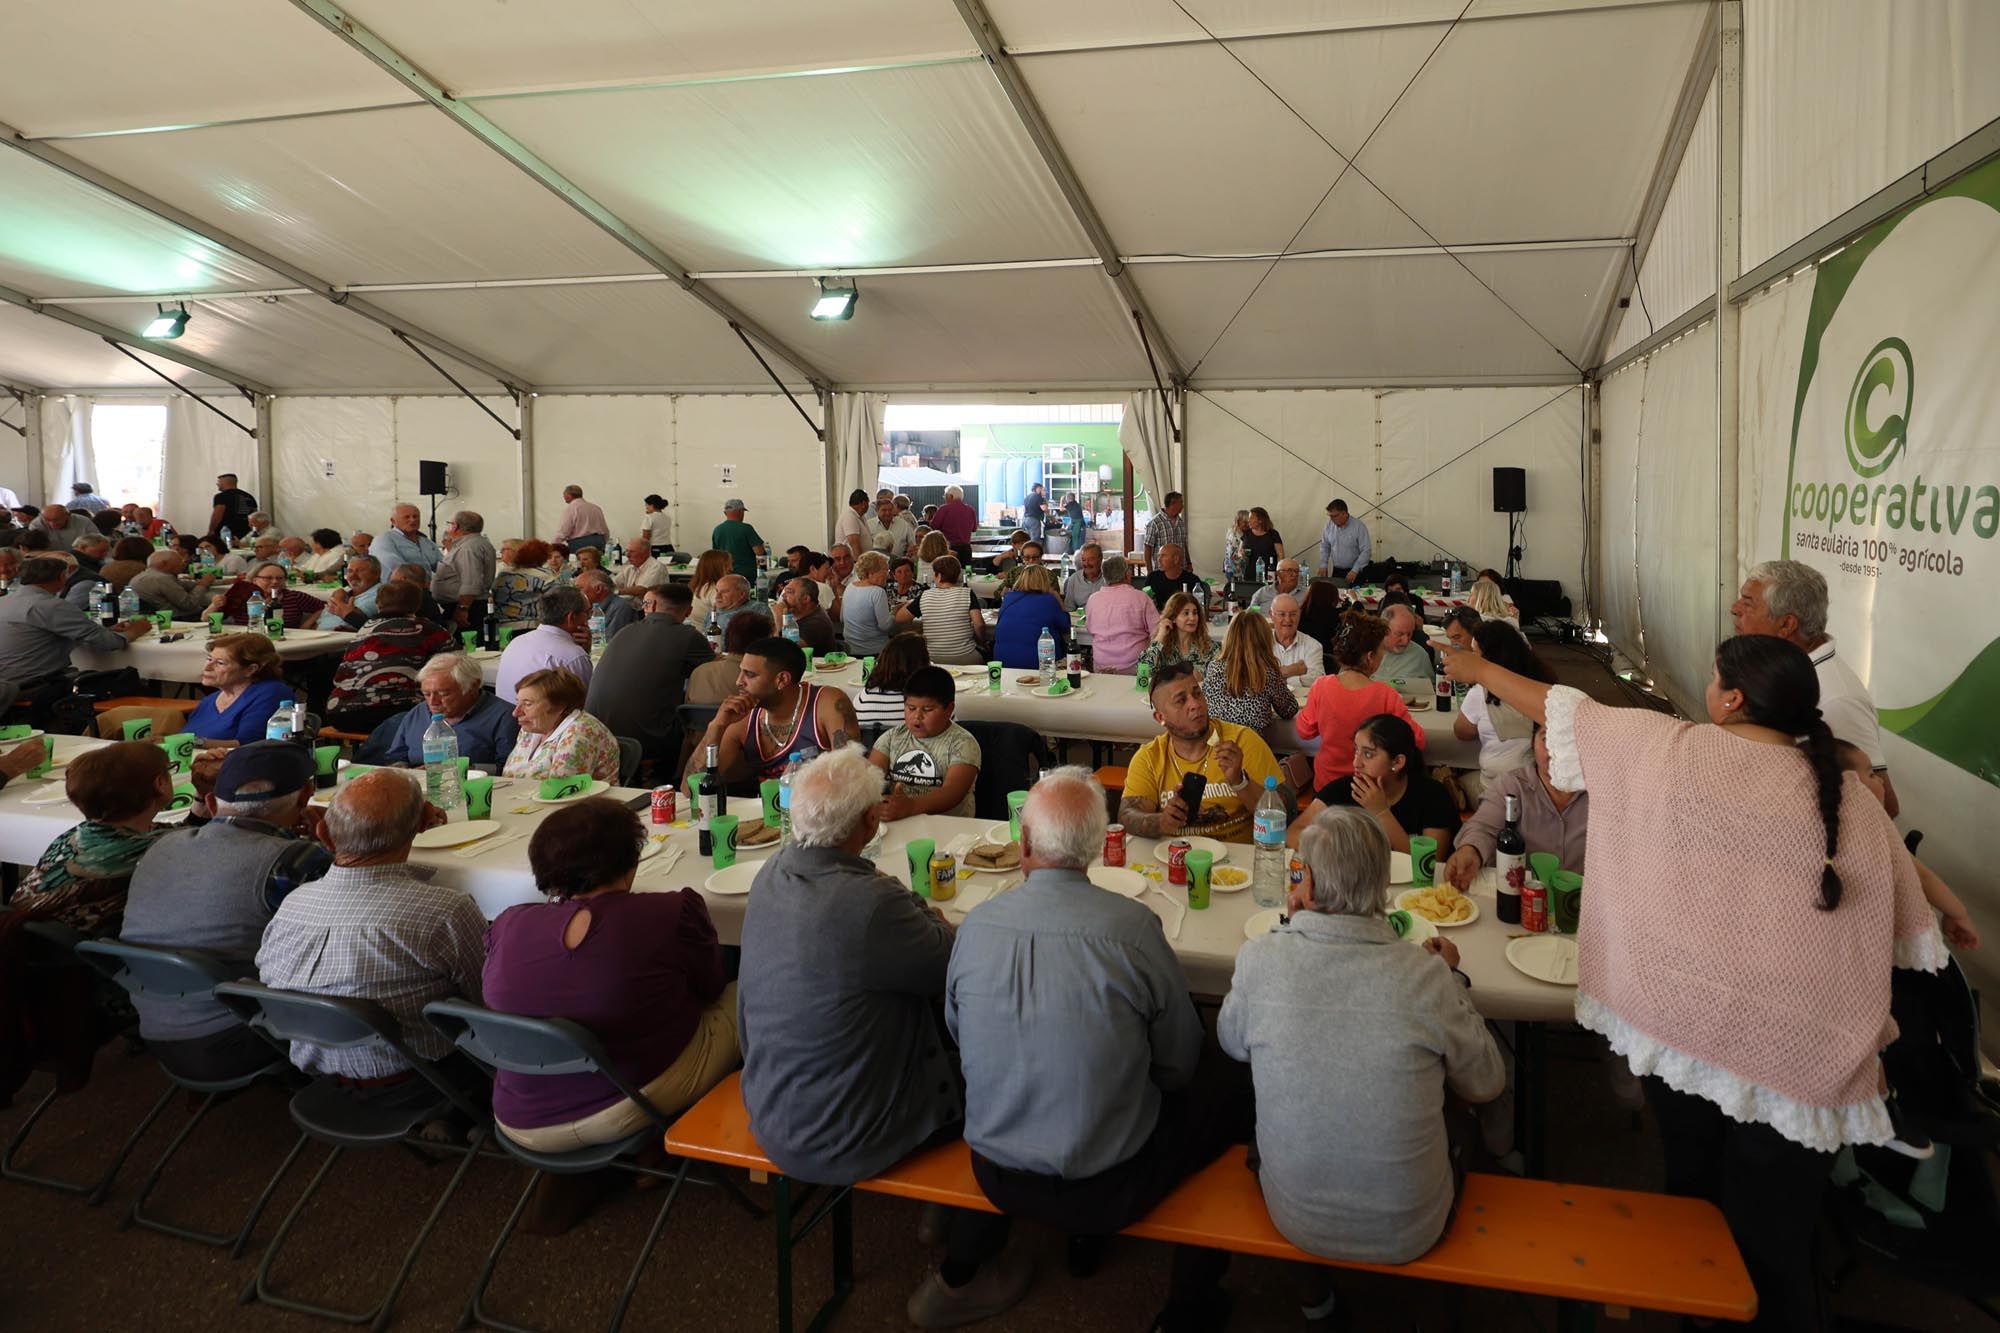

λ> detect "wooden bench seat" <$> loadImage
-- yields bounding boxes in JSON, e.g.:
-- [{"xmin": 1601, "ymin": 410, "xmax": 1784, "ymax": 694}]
[{"xmin": 665, "ymin": 1073, "xmax": 1756, "ymax": 1330}]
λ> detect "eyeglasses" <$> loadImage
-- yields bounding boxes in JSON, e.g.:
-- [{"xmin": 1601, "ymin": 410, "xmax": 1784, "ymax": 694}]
[{"xmin": 202, "ymin": 655, "xmax": 238, "ymax": 669}]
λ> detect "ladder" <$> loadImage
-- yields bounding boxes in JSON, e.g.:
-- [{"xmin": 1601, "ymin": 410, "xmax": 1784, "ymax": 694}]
[{"xmin": 1041, "ymin": 442, "xmax": 1083, "ymax": 509}]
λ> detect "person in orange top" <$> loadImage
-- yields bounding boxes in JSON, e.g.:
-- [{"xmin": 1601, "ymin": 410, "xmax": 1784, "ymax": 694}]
[{"xmin": 1294, "ymin": 610, "xmax": 1422, "ymax": 790}]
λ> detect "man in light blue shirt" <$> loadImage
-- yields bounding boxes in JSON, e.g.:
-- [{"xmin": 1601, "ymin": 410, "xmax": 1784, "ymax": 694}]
[
  {"xmin": 373, "ymin": 503, "xmax": 441, "ymax": 583},
  {"xmin": 1316, "ymin": 497, "xmax": 1370, "ymax": 586},
  {"xmin": 316, "ymin": 555, "xmax": 382, "ymax": 631}
]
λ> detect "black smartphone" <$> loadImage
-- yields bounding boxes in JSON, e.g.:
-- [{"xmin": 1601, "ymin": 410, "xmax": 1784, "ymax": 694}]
[{"xmin": 1176, "ymin": 770, "xmax": 1208, "ymax": 819}]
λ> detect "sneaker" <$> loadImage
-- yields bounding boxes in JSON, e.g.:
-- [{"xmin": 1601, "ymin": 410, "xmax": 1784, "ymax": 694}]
[
  {"xmin": 907, "ymin": 1249, "xmax": 1034, "ymax": 1329},
  {"xmin": 1883, "ymin": 1093, "xmax": 1936, "ymax": 1160}
]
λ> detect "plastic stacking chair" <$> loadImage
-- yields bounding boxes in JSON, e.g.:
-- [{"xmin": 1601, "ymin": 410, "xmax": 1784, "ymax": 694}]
[
  {"xmin": 73, "ymin": 939, "xmax": 310, "ymax": 1253},
  {"xmin": 212, "ymin": 981, "xmax": 492, "ymax": 1332},
  {"xmin": 1, "ymin": 921, "xmax": 175, "ymax": 1203},
  {"xmin": 423, "ymin": 999, "xmax": 763, "ymax": 1333},
  {"xmin": 614, "ymin": 736, "xmax": 643, "ymax": 788}
]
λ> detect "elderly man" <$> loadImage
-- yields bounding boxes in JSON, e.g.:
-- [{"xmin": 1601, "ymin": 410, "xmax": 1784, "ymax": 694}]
[
  {"xmin": 777, "ymin": 574, "xmax": 834, "ymax": 652},
  {"xmin": 136, "ymin": 506, "xmax": 170, "ymax": 541},
  {"xmin": 376, "ymin": 659, "xmax": 513, "ymax": 772},
  {"xmin": 66, "ymin": 482, "xmax": 111, "ymax": 514},
  {"xmin": 129, "ymin": 547, "xmax": 215, "ymax": 620},
  {"xmin": 1061, "ymin": 543, "xmax": 1105, "ymax": 611},
  {"xmin": 949, "ymin": 768, "xmax": 1238, "ymax": 1330},
  {"xmin": 1083, "ymin": 554, "xmax": 1158, "ymax": 673},
  {"xmin": 30, "ymin": 503, "xmax": 97, "ymax": 552},
  {"xmin": 584, "ymin": 582, "xmax": 713, "ymax": 761},
  {"xmin": 277, "ymin": 535, "xmax": 309, "ymax": 567},
  {"xmin": 833, "ymin": 489, "xmax": 871, "ymax": 560},
  {"xmin": 739, "ymin": 748, "xmax": 1031, "ymax": 1326},
  {"xmin": 0, "ymin": 555, "xmax": 150, "ymax": 723},
  {"xmin": 374, "ymin": 502, "xmax": 441, "ymax": 582},
  {"xmin": 1142, "ymin": 491, "xmax": 1190, "ymax": 573},
  {"xmin": 1120, "ymin": 663, "xmax": 1288, "ymax": 843},
  {"xmin": 1221, "ymin": 805, "xmax": 1501, "ymax": 1266},
  {"xmin": 869, "ymin": 497, "xmax": 918, "ymax": 561},
  {"xmin": 1730, "ymin": 558, "xmax": 1897, "ymax": 816},
  {"xmin": 1140, "ymin": 543, "xmax": 1205, "ymax": 612},
  {"xmin": 823, "ymin": 545, "xmax": 854, "ymax": 617},
  {"xmin": 710, "ymin": 498, "xmax": 766, "ymax": 579},
  {"xmin": 220, "ymin": 535, "xmax": 282, "ymax": 577},
  {"xmin": 495, "ymin": 585, "xmax": 593, "ymax": 697},
  {"xmin": 1268, "ymin": 593, "xmax": 1324, "ymax": 682},
  {"xmin": 1316, "ymin": 498, "xmax": 1370, "ymax": 585},
  {"xmin": 242, "ymin": 511, "xmax": 277, "ymax": 542},
  {"xmin": 1249, "ymin": 557, "xmax": 1303, "ymax": 612},
  {"xmin": 432, "ymin": 510, "xmax": 496, "ymax": 629},
  {"xmin": 1373, "ymin": 603, "xmax": 1435, "ymax": 686},
  {"xmin": 709, "ymin": 574, "xmax": 767, "ymax": 638},
  {"xmin": 122, "ymin": 742, "xmax": 333, "ymax": 1081},
  {"xmin": 933, "ymin": 484, "xmax": 978, "ymax": 561},
  {"xmin": 612, "ymin": 538, "xmax": 671, "ymax": 596},
  {"xmin": 576, "ymin": 570, "xmax": 638, "ymax": 642},
  {"xmin": 699, "ymin": 636, "xmax": 860, "ymax": 785},
  {"xmin": 387, "ymin": 563, "xmax": 449, "ymax": 625},
  {"xmin": 208, "ymin": 474, "xmax": 257, "ymax": 541},
  {"xmin": 550, "ymin": 483, "xmax": 610, "ymax": 554},
  {"xmin": 64, "ymin": 530, "xmax": 111, "ymax": 582},
  {"xmin": 256, "ymin": 770, "xmax": 487, "ymax": 1082},
  {"xmin": 316, "ymin": 554, "xmax": 383, "ymax": 631},
  {"xmin": 349, "ymin": 531, "xmax": 374, "ymax": 558}
]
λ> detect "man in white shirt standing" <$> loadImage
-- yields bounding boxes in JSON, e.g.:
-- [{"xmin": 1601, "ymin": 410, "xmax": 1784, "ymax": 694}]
[
  {"xmin": 834, "ymin": 489, "xmax": 871, "ymax": 559},
  {"xmin": 1730, "ymin": 558, "xmax": 1897, "ymax": 817}
]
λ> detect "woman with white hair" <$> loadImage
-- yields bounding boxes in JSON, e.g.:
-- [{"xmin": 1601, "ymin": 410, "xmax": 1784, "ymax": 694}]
[{"xmin": 1221, "ymin": 806, "xmax": 1503, "ymax": 1269}]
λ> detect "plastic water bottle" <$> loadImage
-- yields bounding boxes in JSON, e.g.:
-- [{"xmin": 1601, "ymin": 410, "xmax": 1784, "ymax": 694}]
[
  {"xmin": 220, "ymin": 525, "xmax": 233, "ymax": 550},
  {"xmin": 781, "ymin": 611, "xmax": 800, "ymax": 645},
  {"xmin": 1037, "ymin": 627, "xmax": 1056, "ymax": 687},
  {"xmin": 1252, "ymin": 775, "xmax": 1288, "ymax": 909},
  {"xmin": 422, "ymin": 713, "xmax": 465, "ymax": 821},
  {"xmin": 118, "ymin": 585, "xmax": 141, "ymax": 622},
  {"xmin": 246, "ymin": 591, "xmax": 267, "ymax": 634},
  {"xmin": 265, "ymin": 700, "xmax": 294, "ymax": 743},
  {"xmin": 588, "ymin": 604, "xmax": 607, "ymax": 657},
  {"xmin": 778, "ymin": 751, "xmax": 803, "ymax": 843}
]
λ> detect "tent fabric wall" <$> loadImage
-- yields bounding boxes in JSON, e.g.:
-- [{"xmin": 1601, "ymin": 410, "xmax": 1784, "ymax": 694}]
[
  {"xmin": 529, "ymin": 396, "xmax": 672, "ymax": 543},
  {"xmin": 1185, "ymin": 390, "xmax": 1375, "ymax": 575},
  {"xmin": 671, "ymin": 395, "xmax": 826, "ymax": 557},
  {"xmin": 828, "ymin": 393, "xmax": 885, "ymax": 531},
  {"xmin": 162, "ymin": 395, "xmax": 257, "ymax": 534},
  {"xmin": 1608, "ymin": 75, "xmax": 1719, "ymax": 360},
  {"xmin": 1594, "ymin": 360, "xmax": 1644, "ymax": 663},
  {"xmin": 1119, "ymin": 391, "xmax": 1180, "ymax": 529},
  {"xmin": 37, "ymin": 395, "xmax": 85, "ymax": 504},
  {"xmin": 1630, "ymin": 320, "xmax": 1718, "ymax": 718},
  {"xmin": 270, "ymin": 396, "xmax": 395, "ymax": 544}
]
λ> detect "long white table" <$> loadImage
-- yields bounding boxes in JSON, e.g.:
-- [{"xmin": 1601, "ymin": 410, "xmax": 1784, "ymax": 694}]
[
  {"xmin": 71, "ymin": 626, "xmax": 354, "ymax": 684},
  {"xmin": 0, "ymin": 743, "xmax": 1571, "ymax": 1022}
]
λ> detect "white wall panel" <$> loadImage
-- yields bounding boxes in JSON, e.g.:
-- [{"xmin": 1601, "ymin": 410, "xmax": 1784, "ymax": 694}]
[
  {"xmin": 1185, "ymin": 390, "xmax": 1377, "ymax": 575},
  {"xmin": 530, "ymin": 397, "xmax": 675, "ymax": 541},
  {"xmin": 391, "ymin": 397, "xmax": 524, "ymax": 543},
  {"xmin": 1631, "ymin": 320, "xmax": 1718, "ymax": 716},
  {"xmin": 671, "ymin": 396, "xmax": 827, "ymax": 557},
  {"xmin": 1595, "ymin": 360, "xmax": 1643, "ymax": 658},
  {"xmin": 1607, "ymin": 76, "xmax": 1718, "ymax": 361},
  {"xmin": 270, "ymin": 397, "xmax": 395, "ymax": 544}
]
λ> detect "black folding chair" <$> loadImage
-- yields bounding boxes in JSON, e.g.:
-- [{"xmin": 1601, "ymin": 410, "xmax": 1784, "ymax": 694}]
[
  {"xmin": 212, "ymin": 981, "xmax": 491, "ymax": 1331},
  {"xmin": 1, "ymin": 920, "xmax": 174, "ymax": 1203},
  {"xmin": 423, "ymin": 1000, "xmax": 762, "ymax": 1332},
  {"xmin": 960, "ymin": 720, "xmax": 1054, "ymax": 821},
  {"xmin": 73, "ymin": 939, "xmax": 309, "ymax": 1252},
  {"xmin": 614, "ymin": 736, "xmax": 643, "ymax": 788}
]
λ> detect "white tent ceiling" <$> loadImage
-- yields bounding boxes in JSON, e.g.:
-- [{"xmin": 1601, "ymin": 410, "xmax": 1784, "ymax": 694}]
[{"xmin": 0, "ymin": 0, "xmax": 1711, "ymax": 394}]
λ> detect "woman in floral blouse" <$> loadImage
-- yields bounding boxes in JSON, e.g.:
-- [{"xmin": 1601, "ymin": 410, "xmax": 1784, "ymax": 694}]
[
  {"xmin": 503, "ymin": 668, "xmax": 622, "ymax": 784},
  {"xmin": 1138, "ymin": 591, "xmax": 1218, "ymax": 677}
]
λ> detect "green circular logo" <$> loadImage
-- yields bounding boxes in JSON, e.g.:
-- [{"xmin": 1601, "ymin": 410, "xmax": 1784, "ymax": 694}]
[{"xmin": 1844, "ymin": 336, "xmax": 1913, "ymax": 478}]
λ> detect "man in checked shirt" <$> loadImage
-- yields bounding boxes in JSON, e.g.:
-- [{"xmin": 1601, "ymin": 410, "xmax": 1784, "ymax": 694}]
[{"xmin": 256, "ymin": 769, "xmax": 488, "ymax": 1097}]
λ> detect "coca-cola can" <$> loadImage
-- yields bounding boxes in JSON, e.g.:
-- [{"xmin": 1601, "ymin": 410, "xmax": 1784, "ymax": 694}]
[
  {"xmin": 1103, "ymin": 824, "xmax": 1127, "ymax": 867},
  {"xmin": 650, "ymin": 785, "xmax": 676, "ymax": 825},
  {"xmin": 1521, "ymin": 878, "xmax": 1548, "ymax": 933},
  {"xmin": 1166, "ymin": 839, "xmax": 1191, "ymax": 885}
]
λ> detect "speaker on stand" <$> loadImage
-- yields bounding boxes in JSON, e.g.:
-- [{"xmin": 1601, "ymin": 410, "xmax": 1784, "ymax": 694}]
[
  {"xmin": 1492, "ymin": 466, "xmax": 1526, "ymax": 581},
  {"xmin": 419, "ymin": 460, "xmax": 450, "ymax": 541}
]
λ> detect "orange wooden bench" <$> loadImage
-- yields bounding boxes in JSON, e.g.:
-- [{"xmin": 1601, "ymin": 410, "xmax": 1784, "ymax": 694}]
[
  {"xmin": 665, "ymin": 1073, "xmax": 1755, "ymax": 1332},
  {"xmin": 92, "ymin": 696, "xmax": 198, "ymax": 715}
]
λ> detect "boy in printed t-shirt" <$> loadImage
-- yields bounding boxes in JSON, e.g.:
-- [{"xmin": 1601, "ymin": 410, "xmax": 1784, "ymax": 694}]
[
  {"xmin": 1118, "ymin": 662, "xmax": 1289, "ymax": 843},
  {"xmin": 870, "ymin": 666, "xmax": 982, "ymax": 821}
]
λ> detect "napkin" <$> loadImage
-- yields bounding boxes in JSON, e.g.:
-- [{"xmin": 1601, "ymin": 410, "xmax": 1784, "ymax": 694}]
[
  {"xmin": 538, "ymin": 774, "xmax": 592, "ymax": 800},
  {"xmin": 1047, "ymin": 680, "xmax": 1070, "ymax": 695},
  {"xmin": 1142, "ymin": 891, "xmax": 1185, "ymax": 941}
]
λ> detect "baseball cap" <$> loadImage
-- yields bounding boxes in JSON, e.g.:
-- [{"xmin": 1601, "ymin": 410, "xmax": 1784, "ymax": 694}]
[
  {"xmin": 215, "ymin": 740, "xmax": 317, "ymax": 803},
  {"xmin": 724, "ymin": 498, "xmax": 746, "ymax": 512}
]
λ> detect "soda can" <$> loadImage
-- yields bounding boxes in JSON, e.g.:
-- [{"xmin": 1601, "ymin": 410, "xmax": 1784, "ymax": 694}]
[
  {"xmin": 1288, "ymin": 854, "xmax": 1305, "ymax": 899},
  {"xmin": 650, "ymin": 785, "xmax": 676, "ymax": 825},
  {"xmin": 1521, "ymin": 877, "xmax": 1549, "ymax": 933},
  {"xmin": 1102, "ymin": 824, "xmax": 1127, "ymax": 867},
  {"xmin": 928, "ymin": 852, "xmax": 958, "ymax": 903},
  {"xmin": 1166, "ymin": 839, "xmax": 1191, "ymax": 886}
]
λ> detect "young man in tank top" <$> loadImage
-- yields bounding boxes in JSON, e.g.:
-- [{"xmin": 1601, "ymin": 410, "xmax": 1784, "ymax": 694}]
[{"xmin": 699, "ymin": 635, "xmax": 863, "ymax": 782}]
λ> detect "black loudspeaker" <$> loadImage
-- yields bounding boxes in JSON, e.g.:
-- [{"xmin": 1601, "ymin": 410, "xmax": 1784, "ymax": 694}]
[
  {"xmin": 1502, "ymin": 577, "xmax": 1570, "ymax": 621},
  {"xmin": 1492, "ymin": 467, "xmax": 1526, "ymax": 513},
  {"xmin": 418, "ymin": 460, "xmax": 449, "ymax": 496}
]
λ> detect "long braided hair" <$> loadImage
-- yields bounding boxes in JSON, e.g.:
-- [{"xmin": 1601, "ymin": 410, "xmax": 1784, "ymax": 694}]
[{"xmin": 1715, "ymin": 634, "xmax": 1845, "ymax": 909}]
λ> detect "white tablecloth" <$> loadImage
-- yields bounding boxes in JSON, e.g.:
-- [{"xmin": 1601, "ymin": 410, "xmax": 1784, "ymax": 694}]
[
  {"xmin": 0, "ymin": 754, "xmax": 1573, "ymax": 1022},
  {"xmin": 71, "ymin": 626, "xmax": 354, "ymax": 684}
]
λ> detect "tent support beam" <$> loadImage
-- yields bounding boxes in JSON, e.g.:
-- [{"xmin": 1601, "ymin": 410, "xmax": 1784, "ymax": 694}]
[
  {"xmin": 105, "ymin": 342, "xmax": 257, "ymax": 437},
  {"xmin": 0, "ymin": 283, "xmax": 274, "ymax": 395},
  {"xmin": 517, "ymin": 395, "xmax": 535, "ymax": 539},
  {"xmin": 0, "ymin": 119, "xmax": 534, "ymax": 395},
  {"xmin": 1713, "ymin": 1, "xmax": 1742, "ymax": 642},
  {"xmin": 949, "ymin": 0, "xmax": 1188, "ymax": 385},
  {"xmin": 732, "ymin": 326, "xmax": 825, "ymax": 442},
  {"xmin": 284, "ymin": 0, "xmax": 833, "ymax": 396},
  {"xmin": 1136, "ymin": 315, "xmax": 1181, "ymax": 444},
  {"xmin": 390, "ymin": 331, "xmax": 520, "ymax": 440},
  {"xmin": 1583, "ymin": 4, "xmax": 1718, "ymax": 371},
  {"xmin": 24, "ymin": 392, "xmax": 44, "ymax": 501}
]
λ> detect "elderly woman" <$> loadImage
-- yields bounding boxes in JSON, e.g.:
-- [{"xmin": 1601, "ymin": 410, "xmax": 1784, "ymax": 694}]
[
  {"xmin": 913, "ymin": 531, "xmax": 951, "ymax": 589},
  {"xmin": 187, "ymin": 633, "xmax": 296, "ymax": 745},
  {"xmin": 482, "ymin": 798, "xmax": 735, "ymax": 1152},
  {"xmin": 1442, "ymin": 633, "xmax": 1943, "ymax": 1328},
  {"xmin": 1288, "ymin": 713, "xmax": 1456, "ymax": 855},
  {"xmin": 302, "ymin": 528, "xmax": 347, "ymax": 577},
  {"xmin": 504, "ymin": 668, "xmax": 622, "ymax": 783},
  {"xmin": 13, "ymin": 742, "xmax": 177, "ymax": 937},
  {"xmin": 490, "ymin": 538, "xmax": 556, "ymax": 631},
  {"xmin": 207, "ymin": 561, "xmax": 321, "ymax": 628},
  {"xmin": 1202, "ymin": 609, "xmax": 1299, "ymax": 731},
  {"xmin": 991, "ymin": 564, "xmax": 1068, "ymax": 670},
  {"xmin": 1222, "ymin": 806, "xmax": 1502, "ymax": 1265},
  {"xmin": 1296, "ymin": 611, "xmax": 1421, "ymax": 789},
  {"xmin": 915, "ymin": 555, "xmax": 986, "ymax": 666},
  {"xmin": 383, "ymin": 653, "xmax": 521, "ymax": 767},
  {"xmin": 325, "ymin": 581, "xmax": 453, "ymax": 735},
  {"xmin": 841, "ymin": 550, "xmax": 910, "ymax": 657},
  {"xmin": 1137, "ymin": 590, "xmax": 1215, "ymax": 677}
]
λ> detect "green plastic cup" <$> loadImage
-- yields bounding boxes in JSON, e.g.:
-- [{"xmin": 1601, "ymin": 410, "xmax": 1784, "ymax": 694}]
[
  {"xmin": 711, "ymin": 814, "xmax": 740, "ymax": 868},
  {"xmin": 1528, "ymin": 851, "xmax": 1562, "ymax": 884},
  {"xmin": 159, "ymin": 732, "xmax": 198, "ymax": 773},
  {"xmin": 122, "ymin": 717, "xmax": 155, "ymax": 741},
  {"xmin": 153, "ymin": 610, "xmax": 174, "ymax": 633},
  {"xmin": 906, "ymin": 838, "xmax": 936, "ymax": 897},
  {"xmin": 266, "ymin": 616, "xmax": 285, "ymax": 639},
  {"xmin": 1006, "ymin": 790, "xmax": 1029, "ymax": 842},
  {"xmin": 207, "ymin": 611, "xmax": 224, "ymax": 634},
  {"xmin": 460, "ymin": 630, "xmax": 477, "ymax": 650},
  {"xmin": 986, "ymin": 660, "xmax": 1003, "ymax": 694},
  {"xmin": 1408, "ymin": 835, "xmax": 1439, "ymax": 887},
  {"xmin": 27, "ymin": 737, "xmax": 55, "ymax": 780},
  {"xmin": 313, "ymin": 744, "xmax": 340, "ymax": 790},
  {"xmin": 1185, "ymin": 849, "xmax": 1214, "ymax": 910},
  {"xmin": 759, "ymin": 778, "xmax": 783, "ymax": 827},
  {"xmin": 1549, "ymin": 871, "xmax": 1584, "ymax": 935},
  {"xmin": 802, "ymin": 647, "xmax": 815, "ymax": 675},
  {"xmin": 463, "ymin": 775, "xmax": 494, "ymax": 820},
  {"xmin": 1135, "ymin": 661, "xmax": 1152, "ymax": 694},
  {"xmin": 498, "ymin": 626, "xmax": 516, "ymax": 648}
]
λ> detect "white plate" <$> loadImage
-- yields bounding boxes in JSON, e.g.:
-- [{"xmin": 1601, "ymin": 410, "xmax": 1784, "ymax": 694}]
[
  {"xmin": 1244, "ymin": 907, "xmax": 1286, "ymax": 940},
  {"xmin": 1206, "ymin": 864, "xmax": 1253, "ymax": 894},
  {"xmin": 1506, "ymin": 934, "xmax": 1578, "ymax": 986},
  {"xmin": 530, "ymin": 777, "xmax": 612, "ymax": 804},
  {"xmin": 153, "ymin": 806, "xmax": 194, "ymax": 825},
  {"xmin": 731, "ymin": 824, "xmax": 784, "ymax": 856},
  {"xmin": 1385, "ymin": 908, "xmax": 1438, "ymax": 944},
  {"xmin": 466, "ymin": 649, "xmax": 503, "ymax": 660},
  {"xmin": 21, "ymin": 785, "xmax": 74, "ymax": 806},
  {"xmin": 983, "ymin": 822, "xmax": 1015, "ymax": 845},
  {"xmin": 1405, "ymin": 695, "xmax": 1434, "ymax": 711},
  {"xmin": 960, "ymin": 844, "xmax": 1022, "ymax": 875},
  {"xmin": 1087, "ymin": 866, "xmax": 1146, "ymax": 897},
  {"xmin": 1152, "ymin": 835, "xmax": 1230, "ymax": 867},
  {"xmin": 703, "ymin": 860, "xmax": 762, "ymax": 896},
  {"xmin": 411, "ymin": 820, "xmax": 503, "ymax": 850},
  {"xmin": 638, "ymin": 833, "xmax": 673, "ymax": 861},
  {"xmin": 1395, "ymin": 887, "xmax": 1480, "ymax": 927}
]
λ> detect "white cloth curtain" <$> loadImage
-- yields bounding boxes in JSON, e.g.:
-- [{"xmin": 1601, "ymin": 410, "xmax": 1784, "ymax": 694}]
[
  {"xmin": 826, "ymin": 391, "xmax": 885, "ymax": 538},
  {"xmin": 40, "ymin": 395, "xmax": 92, "ymax": 506},
  {"xmin": 163, "ymin": 395, "xmax": 257, "ymax": 535},
  {"xmin": 1119, "ymin": 390, "xmax": 1179, "ymax": 510},
  {"xmin": 1632, "ymin": 320, "xmax": 1721, "ymax": 717}
]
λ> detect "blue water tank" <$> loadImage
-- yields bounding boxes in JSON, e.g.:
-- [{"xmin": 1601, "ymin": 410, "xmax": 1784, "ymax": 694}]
[
  {"xmin": 1003, "ymin": 458, "xmax": 1025, "ymax": 507},
  {"xmin": 981, "ymin": 460, "xmax": 1005, "ymax": 516}
]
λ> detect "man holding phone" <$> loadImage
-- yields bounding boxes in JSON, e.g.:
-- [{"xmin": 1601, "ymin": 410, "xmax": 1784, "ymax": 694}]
[{"xmin": 1118, "ymin": 663, "xmax": 1289, "ymax": 843}]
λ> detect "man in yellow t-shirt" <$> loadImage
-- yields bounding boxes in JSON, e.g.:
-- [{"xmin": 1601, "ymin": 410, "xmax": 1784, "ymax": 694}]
[{"xmin": 1118, "ymin": 662, "xmax": 1289, "ymax": 843}]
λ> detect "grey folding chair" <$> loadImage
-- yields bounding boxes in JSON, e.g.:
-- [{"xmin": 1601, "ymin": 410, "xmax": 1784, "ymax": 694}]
[
  {"xmin": 212, "ymin": 981, "xmax": 492, "ymax": 1332},
  {"xmin": 73, "ymin": 938, "xmax": 309, "ymax": 1253},
  {"xmin": 423, "ymin": 999, "xmax": 761, "ymax": 1333},
  {"xmin": 614, "ymin": 736, "xmax": 643, "ymax": 787}
]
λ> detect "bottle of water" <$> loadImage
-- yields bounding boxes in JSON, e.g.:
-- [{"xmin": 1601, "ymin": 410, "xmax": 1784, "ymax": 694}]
[
  {"xmin": 220, "ymin": 525, "xmax": 233, "ymax": 550},
  {"xmin": 265, "ymin": 700, "xmax": 294, "ymax": 743},
  {"xmin": 588, "ymin": 604, "xmax": 607, "ymax": 657},
  {"xmin": 1037, "ymin": 627, "xmax": 1056, "ymax": 687},
  {"xmin": 781, "ymin": 611, "xmax": 800, "ymax": 645},
  {"xmin": 1252, "ymin": 776, "xmax": 1288, "ymax": 908},
  {"xmin": 777, "ymin": 751, "xmax": 803, "ymax": 843},
  {"xmin": 246, "ymin": 591, "xmax": 267, "ymax": 634},
  {"xmin": 118, "ymin": 584, "xmax": 141, "ymax": 622},
  {"xmin": 422, "ymin": 713, "xmax": 465, "ymax": 822}
]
